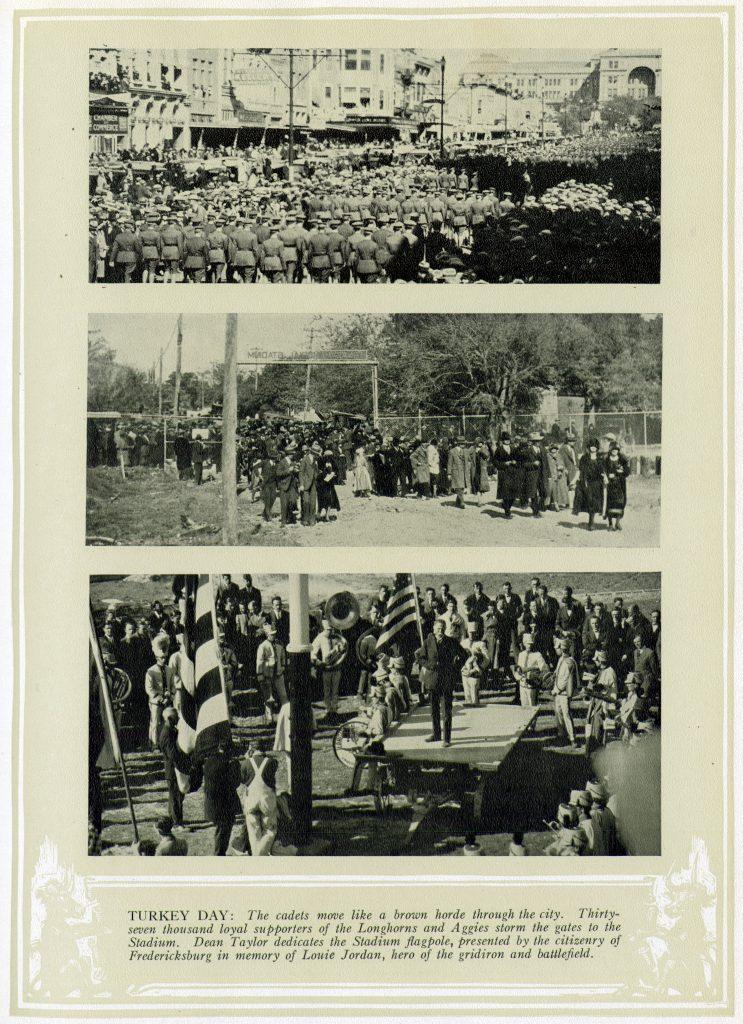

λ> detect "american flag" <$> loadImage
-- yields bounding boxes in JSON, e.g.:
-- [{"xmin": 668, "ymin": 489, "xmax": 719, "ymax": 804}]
[
  {"xmin": 375, "ymin": 573, "xmax": 420, "ymax": 653},
  {"xmin": 174, "ymin": 574, "xmax": 231, "ymax": 761}
]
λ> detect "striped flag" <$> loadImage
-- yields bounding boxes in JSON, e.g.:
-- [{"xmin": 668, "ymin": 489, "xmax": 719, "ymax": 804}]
[
  {"xmin": 174, "ymin": 575, "xmax": 231, "ymax": 761},
  {"xmin": 89, "ymin": 606, "xmax": 122, "ymax": 771},
  {"xmin": 375, "ymin": 574, "xmax": 420, "ymax": 653}
]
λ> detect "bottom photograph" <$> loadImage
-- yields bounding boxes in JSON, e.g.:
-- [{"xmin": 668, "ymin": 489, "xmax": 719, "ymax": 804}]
[{"xmin": 89, "ymin": 571, "xmax": 661, "ymax": 859}]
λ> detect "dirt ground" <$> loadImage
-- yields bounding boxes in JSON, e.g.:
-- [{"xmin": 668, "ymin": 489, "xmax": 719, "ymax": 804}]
[
  {"xmin": 97, "ymin": 685, "xmax": 605, "ymax": 859},
  {"xmin": 87, "ymin": 467, "xmax": 660, "ymax": 547}
]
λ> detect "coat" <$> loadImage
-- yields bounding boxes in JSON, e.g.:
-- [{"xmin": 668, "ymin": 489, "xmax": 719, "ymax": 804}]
[
  {"xmin": 447, "ymin": 446, "xmax": 470, "ymax": 491},
  {"xmin": 576, "ymin": 453, "xmax": 605, "ymax": 514},
  {"xmin": 414, "ymin": 633, "xmax": 464, "ymax": 693},
  {"xmin": 298, "ymin": 454, "xmax": 318, "ymax": 495},
  {"xmin": 410, "ymin": 445, "xmax": 430, "ymax": 485}
]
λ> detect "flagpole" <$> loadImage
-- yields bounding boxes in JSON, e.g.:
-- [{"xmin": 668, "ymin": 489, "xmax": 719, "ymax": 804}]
[
  {"xmin": 207, "ymin": 575, "xmax": 232, "ymax": 725},
  {"xmin": 409, "ymin": 573, "xmax": 425, "ymax": 646},
  {"xmin": 88, "ymin": 605, "xmax": 140, "ymax": 845}
]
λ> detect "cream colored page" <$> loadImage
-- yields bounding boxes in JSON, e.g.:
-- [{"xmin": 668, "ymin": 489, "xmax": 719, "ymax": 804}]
[{"xmin": 12, "ymin": 4, "xmax": 734, "ymax": 1017}]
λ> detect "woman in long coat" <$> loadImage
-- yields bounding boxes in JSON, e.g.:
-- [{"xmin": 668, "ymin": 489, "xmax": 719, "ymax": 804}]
[
  {"xmin": 603, "ymin": 444, "xmax": 629, "ymax": 531},
  {"xmin": 351, "ymin": 445, "xmax": 373, "ymax": 497},
  {"xmin": 575, "ymin": 439, "xmax": 605, "ymax": 530},
  {"xmin": 472, "ymin": 441, "xmax": 491, "ymax": 499},
  {"xmin": 411, "ymin": 441, "xmax": 431, "ymax": 498},
  {"xmin": 316, "ymin": 449, "xmax": 341, "ymax": 521}
]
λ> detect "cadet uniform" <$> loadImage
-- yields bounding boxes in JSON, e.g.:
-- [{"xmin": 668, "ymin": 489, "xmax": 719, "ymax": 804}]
[
  {"xmin": 182, "ymin": 223, "xmax": 210, "ymax": 283},
  {"xmin": 109, "ymin": 221, "xmax": 142, "ymax": 283}
]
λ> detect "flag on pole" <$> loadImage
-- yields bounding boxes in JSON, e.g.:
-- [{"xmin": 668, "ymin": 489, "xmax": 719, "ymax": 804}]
[
  {"xmin": 89, "ymin": 607, "xmax": 122, "ymax": 770},
  {"xmin": 375, "ymin": 573, "xmax": 420, "ymax": 653},
  {"xmin": 174, "ymin": 575, "xmax": 231, "ymax": 760}
]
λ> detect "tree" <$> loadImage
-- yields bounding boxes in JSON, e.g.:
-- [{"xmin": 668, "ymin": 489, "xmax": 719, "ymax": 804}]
[
  {"xmin": 88, "ymin": 330, "xmax": 156, "ymax": 412},
  {"xmin": 600, "ymin": 95, "xmax": 645, "ymax": 130}
]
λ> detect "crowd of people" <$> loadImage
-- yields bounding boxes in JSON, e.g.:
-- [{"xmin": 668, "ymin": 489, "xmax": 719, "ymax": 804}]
[
  {"xmin": 90, "ymin": 574, "xmax": 660, "ymax": 857},
  {"xmin": 88, "ymin": 131, "xmax": 660, "ymax": 284},
  {"xmin": 88, "ymin": 415, "xmax": 636, "ymax": 532}
]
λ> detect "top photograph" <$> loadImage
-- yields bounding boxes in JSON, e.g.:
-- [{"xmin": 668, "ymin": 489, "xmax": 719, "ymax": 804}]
[{"xmin": 89, "ymin": 47, "xmax": 661, "ymax": 285}]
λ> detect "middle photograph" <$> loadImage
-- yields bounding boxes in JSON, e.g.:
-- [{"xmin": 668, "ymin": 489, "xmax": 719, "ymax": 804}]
[{"xmin": 86, "ymin": 312, "xmax": 662, "ymax": 547}]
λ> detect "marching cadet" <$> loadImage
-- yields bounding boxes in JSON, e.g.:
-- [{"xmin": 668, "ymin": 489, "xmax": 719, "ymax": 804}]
[
  {"xmin": 326, "ymin": 215, "xmax": 347, "ymax": 284},
  {"xmin": 140, "ymin": 213, "xmax": 163, "ymax": 283},
  {"xmin": 278, "ymin": 212, "xmax": 302, "ymax": 284},
  {"xmin": 109, "ymin": 217, "xmax": 142, "ymax": 283},
  {"xmin": 306, "ymin": 218, "xmax": 333, "ymax": 284},
  {"xmin": 353, "ymin": 223, "xmax": 380, "ymax": 284},
  {"xmin": 160, "ymin": 213, "xmax": 184, "ymax": 284},
  {"xmin": 229, "ymin": 212, "xmax": 259, "ymax": 283},
  {"xmin": 371, "ymin": 214, "xmax": 393, "ymax": 281},
  {"xmin": 207, "ymin": 216, "xmax": 230, "ymax": 284},
  {"xmin": 259, "ymin": 218, "xmax": 287, "ymax": 283},
  {"xmin": 182, "ymin": 219, "xmax": 210, "ymax": 283}
]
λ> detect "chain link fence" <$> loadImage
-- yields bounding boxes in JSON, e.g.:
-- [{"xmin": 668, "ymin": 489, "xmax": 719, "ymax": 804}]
[{"xmin": 377, "ymin": 410, "xmax": 661, "ymax": 454}]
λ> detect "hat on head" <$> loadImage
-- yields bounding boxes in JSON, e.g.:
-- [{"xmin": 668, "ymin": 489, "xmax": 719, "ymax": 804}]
[
  {"xmin": 151, "ymin": 633, "xmax": 170, "ymax": 657},
  {"xmin": 586, "ymin": 781, "xmax": 607, "ymax": 803}
]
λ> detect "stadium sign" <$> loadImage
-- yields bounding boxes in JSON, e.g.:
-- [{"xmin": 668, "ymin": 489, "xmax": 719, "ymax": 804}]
[{"xmin": 240, "ymin": 348, "xmax": 375, "ymax": 365}]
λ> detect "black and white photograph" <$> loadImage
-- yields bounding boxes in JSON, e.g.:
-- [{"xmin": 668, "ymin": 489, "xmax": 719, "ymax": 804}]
[
  {"xmin": 89, "ymin": 47, "xmax": 661, "ymax": 284},
  {"xmin": 86, "ymin": 312, "xmax": 662, "ymax": 547},
  {"xmin": 89, "ymin": 571, "xmax": 661, "ymax": 858}
]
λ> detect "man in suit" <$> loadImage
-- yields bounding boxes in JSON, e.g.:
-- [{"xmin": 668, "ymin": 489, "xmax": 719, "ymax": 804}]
[
  {"xmin": 201, "ymin": 743, "xmax": 241, "ymax": 856},
  {"xmin": 414, "ymin": 618, "xmax": 464, "ymax": 747},
  {"xmin": 556, "ymin": 586, "xmax": 585, "ymax": 664},
  {"xmin": 239, "ymin": 574, "xmax": 262, "ymax": 614},
  {"xmin": 216, "ymin": 575, "xmax": 241, "ymax": 614},
  {"xmin": 464, "ymin": 581, "xmax": 490, "ymax": 639},
  {"xmin": 535, "ymin": 584, "xmax": 560, "ymax": 666},
  {"xmin": 494, "ymin": 431, "xmax": 519, "ymax": 519},
  {"xmin": 268, "ymin": 595, "xmax": 290, "ymax": 648},
  {"xmin": 157, "ymin": 707, "xmax": 191, "ymax": 828},
  {"xmin": 632, "ymin": 632, "xmax": 660, "ymax": 703},
  {"xmin": 191, "ymin": 436, "xmax": 205, "ymax": 486},
  {"xmin": 521, "ymin": 433, "xmax": 551, "ymax": 517},
  {"xmin": 524, "ymin": 577, "xmax": 541, "ymax": 613},
  {"xmin": 298, "ymin": 445, "xmax": 319, "ymax": 526},
  {"xmin": 447, "ymin": 436, "xmax": 469, "ymax": 509},
  {"xmin": 276, "ymin": 441, "xmax": 299, "ymax": 525}
]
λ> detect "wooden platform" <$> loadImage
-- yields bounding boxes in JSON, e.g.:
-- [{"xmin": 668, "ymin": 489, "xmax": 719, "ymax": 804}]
[{"xmin": 383, "ymin": 701, "xmax": 541, "ymax": 770}]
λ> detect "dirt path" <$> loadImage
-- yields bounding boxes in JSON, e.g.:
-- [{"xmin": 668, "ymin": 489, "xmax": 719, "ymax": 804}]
[{"xmin": 87, "ymin": 468, "xmax": 660, "ymax": 547}]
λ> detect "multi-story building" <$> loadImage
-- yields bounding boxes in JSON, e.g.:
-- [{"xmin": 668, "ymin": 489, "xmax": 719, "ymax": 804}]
[
  {"xmin": 594, "ymin": 49, "xmax": 662, "ymax": 102},
  {"xmin": 89, "ymin": 47, "xmax": 191, "ymax": 153}
]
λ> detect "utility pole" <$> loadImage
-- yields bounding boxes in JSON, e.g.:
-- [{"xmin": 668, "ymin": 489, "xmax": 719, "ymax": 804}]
[
  {"xmin": 304, "ymin": 326, "xmax": 313, "ymax": 412},
  {"xmin": 222, "ymin": 314, "xmax": 238, "ymax": 546},
  {"xmin": 541, "ymin": 77, "xmax": 545, "ymax": 144},
  {"xmin": 287, "ymin": 573, "xmax": 313, "ymax": 847},
  {"xmin": 439, "ymin": 56, "xmax": 446, "ymax": 159},
  {"xmin": 504, "ymin": 80, "xmax": 509, "ymax": 153},
  {"xmin": 287, "ymin": 47, "xmax": 294, "ymax": 182},
  {"xmin": 173, "ymin": 314, "xmax": 183, "ymax": 420},
  {"xmin": 158, "ymin": 347, "xmax": 163, "ymax": 416}
]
